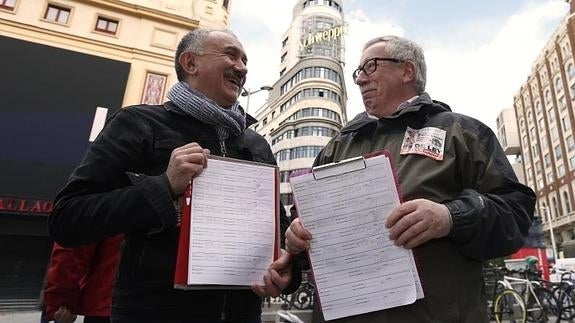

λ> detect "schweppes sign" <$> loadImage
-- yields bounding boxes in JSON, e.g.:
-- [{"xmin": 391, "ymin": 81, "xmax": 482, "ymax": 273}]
[{"xmin": 299, "ymin": 25, "xmax": 348, "ymax": 50}]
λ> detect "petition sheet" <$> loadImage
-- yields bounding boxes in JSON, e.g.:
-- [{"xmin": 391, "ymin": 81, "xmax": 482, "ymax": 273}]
[
  {"xmin": 290, "ymin": 155, "xmax": 418, "ymax": 321},
  {"xmin": 187, "ymin": 158, "xmax": 277, "ymax": 286}
]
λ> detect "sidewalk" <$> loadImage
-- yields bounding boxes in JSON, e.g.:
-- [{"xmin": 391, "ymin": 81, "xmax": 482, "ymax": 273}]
[
  {"xmin": 0, "ymin": 310, "xmax": 85, "ymax": 323},
  {"xmin": 0, "ymin": 310, "xmax": 41, "ymax": 323}
]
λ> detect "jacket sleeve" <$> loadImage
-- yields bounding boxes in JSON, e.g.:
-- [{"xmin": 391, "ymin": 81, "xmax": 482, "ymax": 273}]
[
  {"xmin": 49, "ymin": 109, "xmax": 178, "ymax": 247},
  {"xmin": 43, "ymin": 242, "xmax": 96, "ymax": 319},
  {"xmin": 444, "ymin": 121, "xmax": 536, "ymax": 260}
]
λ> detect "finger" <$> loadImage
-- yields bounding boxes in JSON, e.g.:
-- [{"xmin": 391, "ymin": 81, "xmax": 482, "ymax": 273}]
[
  {"xmin": 290, "ymin": 218, "xmax": 312, "ymax": 239},
  {"xmin": 262, "ymin": 271, "xmax": 282, "ymax": 297},
  {"xmin": 176, "ymin": 152, "xmax": 209, "ymax": 167},
  {"xmin": 269, "ymin": 268, "xmax": 291, "ymax": 290},
  {"xmin": 285, "ymin": 228, "xmax": 310, "ymax": 254},
  {"xmin": 385, "ymin": 201, "xmax": 417, "ymax": 229},
  {"xmin": 251, "ymin": 283, "xmax": 268, "ymax": 297},
  {"xmin": 394, "ymin": 219, "xmax": 427, "ymax": 246},
  {"xmin": 388, "ymin": 208, "xmax": 421, "ymax": 240},
  {"xmin": 269, "ymin": 251, "xmax": 292, "ymax": 271},
  {"xmin": 403, "ymin": 229, "xmax": 434, "ymax": 249},
  {"xmin": 203, "ymin": 149, "xmax": 210, "ymax": 168}
]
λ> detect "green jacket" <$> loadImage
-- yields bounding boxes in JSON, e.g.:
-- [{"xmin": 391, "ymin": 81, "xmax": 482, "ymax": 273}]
[{"xmin": 311, "ymin": 93, "xmax": 535, "ymax": 323}]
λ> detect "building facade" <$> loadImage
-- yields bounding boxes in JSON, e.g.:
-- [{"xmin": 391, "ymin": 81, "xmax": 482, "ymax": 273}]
[
  {"xmin": 252, "ymin": 0, "xmax": 348, "ymax": 211},
  {"xmin": 0, "ymin": 0, "xmax": 231, "ymax": 309},
  {"xmin": 513, "ymin": 3, "xmax": 575, "ymax": 258}
]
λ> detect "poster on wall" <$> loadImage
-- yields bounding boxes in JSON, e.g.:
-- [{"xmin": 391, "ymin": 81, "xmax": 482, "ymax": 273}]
[{"xmin": 141, "ymin": 72, "xmax": 167, "ymax": 105}]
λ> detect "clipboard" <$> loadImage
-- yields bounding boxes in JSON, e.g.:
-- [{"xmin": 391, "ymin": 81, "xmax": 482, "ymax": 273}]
[
  {"xmin": 174, "ymin": 155, "xmax": 280, "ymax": 289},
  {"xmin": 290, "ymin": 151, "xmax": 423, "ymax": 321}
]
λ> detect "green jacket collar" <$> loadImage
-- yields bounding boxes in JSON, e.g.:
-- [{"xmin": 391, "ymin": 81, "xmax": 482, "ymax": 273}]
[{"xmin": 340, "ymin": 92, "xmax": 451, "ymax": 134}]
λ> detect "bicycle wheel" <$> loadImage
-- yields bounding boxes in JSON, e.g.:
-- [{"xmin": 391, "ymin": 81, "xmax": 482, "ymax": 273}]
[
  {"xmin": 490, "ymin": 282, "xmax": 507, "ymax": 319},
  {"xmin": 554, "ymin": 285, "xmax": 575, "ymax": 320},
  {"xmin": 527, "ymin": 287, "xmax": 560, "ymax": 323},
  {"xmin": 494, "ymin": 288, "xmax": 527, "ymax": 323}
]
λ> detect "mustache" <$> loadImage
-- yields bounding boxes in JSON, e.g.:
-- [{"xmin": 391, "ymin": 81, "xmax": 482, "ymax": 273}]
[{"xmin": 224, "ymin": 69, "xmax": 246, "ymax": 85}]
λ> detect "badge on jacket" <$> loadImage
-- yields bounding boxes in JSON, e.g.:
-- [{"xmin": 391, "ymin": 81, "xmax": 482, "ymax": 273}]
[{"xmin": 400, "ymin": 126, "xmax": 446, "ymax": 161}]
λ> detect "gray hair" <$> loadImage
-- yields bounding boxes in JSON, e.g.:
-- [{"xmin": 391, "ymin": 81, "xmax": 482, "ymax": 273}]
[
  {"xmin": 175, "ymin": 28, "xmax": 237, "ymax": 81},
  {"xmin": 364, "ymin": 35, "xmax": 427, "ymax": 93}
]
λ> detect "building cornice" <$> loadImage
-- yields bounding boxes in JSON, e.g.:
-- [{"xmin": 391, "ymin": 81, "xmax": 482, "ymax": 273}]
[
  {"xmin": 73, "ymin": 0, "xmax": 200, "ymax": 29},
  {"xmin": 0, "ymin": 18, "xmax": 175, "ymax": 63}
]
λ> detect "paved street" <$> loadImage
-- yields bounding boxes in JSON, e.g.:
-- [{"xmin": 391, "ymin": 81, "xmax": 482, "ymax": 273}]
[
  {"xmin": 0, "ymin": 311, "xmax": 86, "ymax": 323},
  {"xmin": 0, "ymin": 310, "xmax": 42, "ymax": 323}
]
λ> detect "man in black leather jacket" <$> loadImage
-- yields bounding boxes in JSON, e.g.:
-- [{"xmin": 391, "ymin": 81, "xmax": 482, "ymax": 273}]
[{"xmin": 49, "ymin": 28, "xmax": 296, "ymax": 323}]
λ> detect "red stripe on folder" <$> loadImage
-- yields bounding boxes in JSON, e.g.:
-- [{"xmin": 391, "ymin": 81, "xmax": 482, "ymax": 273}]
[{"xmin": 174, "ymin": 183, "xmax": 192, "ymax": 286}]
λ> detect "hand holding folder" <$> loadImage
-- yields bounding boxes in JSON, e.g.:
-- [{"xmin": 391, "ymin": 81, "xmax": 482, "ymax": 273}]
[
  {"xmin": 174, "ymin": 156, "xmax": 281, "ymax": 289},
  {"xmin": 289, "ymin": 151, "xmax": 423, "ymax": 321}
]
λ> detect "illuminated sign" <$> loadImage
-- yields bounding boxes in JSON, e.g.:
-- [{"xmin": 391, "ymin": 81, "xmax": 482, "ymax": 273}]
[
  {"xmin": 299, "ymin": 25, "xmax": 348, "ymax": 50},
  {"xmin": 0, "ymin": 197, "xmax": 53, "ymax": 215}
]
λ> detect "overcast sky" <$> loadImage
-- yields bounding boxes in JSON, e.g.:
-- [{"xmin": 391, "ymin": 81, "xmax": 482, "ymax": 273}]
[{"xmin": 230, "ymin": 0, "xmax": 569, "ymax": 131}]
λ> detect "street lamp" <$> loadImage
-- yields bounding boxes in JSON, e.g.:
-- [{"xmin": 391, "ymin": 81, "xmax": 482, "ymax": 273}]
[
  {"xmin": 241, "ymin": 85, "xmax": 273, "ymax": 114},
  {"xmin": 540, "ymin": 207, "xmax": 558, "ymax": 260}
]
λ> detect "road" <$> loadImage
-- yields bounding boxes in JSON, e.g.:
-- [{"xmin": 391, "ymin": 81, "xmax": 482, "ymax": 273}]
[{"xmin": 0, "ymin": 310, "xmax": 86, "ymax": 323}]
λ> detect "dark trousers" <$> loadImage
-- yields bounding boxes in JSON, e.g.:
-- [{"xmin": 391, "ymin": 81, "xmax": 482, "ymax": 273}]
[{"xmin": 84, "ymin": 316, "xmax": 111, "ymax": 323}]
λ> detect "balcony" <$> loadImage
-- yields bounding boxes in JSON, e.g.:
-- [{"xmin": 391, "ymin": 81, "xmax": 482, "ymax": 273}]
[{"xmin": 542, "ymin": 211, "xmax": 575, "ymax": 231}]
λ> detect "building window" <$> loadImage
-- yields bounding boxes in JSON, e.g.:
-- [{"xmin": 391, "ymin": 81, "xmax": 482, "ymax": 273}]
[
  {"xmin": 558, "ymin": 164, "xmax": 565, "ymax": 177},
  {"xmin": 559, "ymin": 96, "xmax": 566, "ymax": 110},
  {"xmin": 556, "ymin": 78, "xmax": 563, "ymax": 92},
  {"xmin": 95, "ymin": 16, "xmax": 118, "ymax": 35},
  {"xmin": 547, "ymin": 170, "xmax": 554, "ymax": 182},
  {"xmin": 0, "ymin": 0, "xmax": 16, "ymax": 10},
  {"xmin": 544, "ymin": 153, "xmax": 551, "ymax": 167},
  {"xmin": 568, "ymin": 63, "xmax": 575, "ymax": 80},
  {"xmin": 555, "ymin": 145, "xmax": 563, "ymax": 160},
  {"xmin": 563, "ymin": 116, "xmax": 571, "ymax": 131},
  {"xmin": 567, "ymin": 135, "xmax": 575, "ymax": 152},
  {"xmin": 536, "ymin": 101, "xmax": 542, "ymax": 114},
  {"xmin": 564, "ymin": 191, "xmax": 571, "ymax": 213},
  {"xmin": 44, "ymin": 4, "xmax": 71, "ymax": 24},
  {"xmin": 553, "ymin": 197, "xmax": 559, "ymax": 219}
]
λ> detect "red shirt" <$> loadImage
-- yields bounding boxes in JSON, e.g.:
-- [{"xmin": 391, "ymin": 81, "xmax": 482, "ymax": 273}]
[{"xmin": 43, "ymin": 235, "xmax": 122, "ymax": 319}]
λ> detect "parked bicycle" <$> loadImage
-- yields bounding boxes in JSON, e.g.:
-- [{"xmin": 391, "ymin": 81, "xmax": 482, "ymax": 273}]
[{"xmin": 490, "ymin": 267, "xmax": 560, "ymax": 323}]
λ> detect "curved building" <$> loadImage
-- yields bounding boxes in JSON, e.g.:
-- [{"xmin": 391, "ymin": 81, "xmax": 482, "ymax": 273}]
[{"xmin": 252, "ymin": 0, "xmax": 348, "ymax": 210}]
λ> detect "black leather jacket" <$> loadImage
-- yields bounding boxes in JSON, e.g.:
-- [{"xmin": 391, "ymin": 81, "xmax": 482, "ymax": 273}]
[{"xmin": 49, "ymin": 102, "xmax": 291, "ymax": 320}]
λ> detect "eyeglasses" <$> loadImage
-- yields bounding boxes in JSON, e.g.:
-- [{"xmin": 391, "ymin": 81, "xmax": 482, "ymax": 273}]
[{"xmin": 352, "ymin": 57, "xmax": 404, "ymax": 82}]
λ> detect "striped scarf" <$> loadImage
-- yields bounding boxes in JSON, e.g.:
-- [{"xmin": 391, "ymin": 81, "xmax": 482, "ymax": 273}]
[{"xmin": 167, "ymin": 81, "xmax": 246, "ymax": 142}]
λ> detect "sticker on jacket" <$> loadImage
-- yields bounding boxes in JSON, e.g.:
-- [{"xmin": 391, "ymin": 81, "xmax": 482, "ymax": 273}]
[{"xmin": 400, "ymin": 126, "xmax": 446, "ymax": 161}]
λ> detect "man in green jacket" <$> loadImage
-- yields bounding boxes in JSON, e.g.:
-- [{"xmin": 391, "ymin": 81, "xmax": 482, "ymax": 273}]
[{"xmin": 285, "ymin": 35, "xmax": 536, "ymax": 322}]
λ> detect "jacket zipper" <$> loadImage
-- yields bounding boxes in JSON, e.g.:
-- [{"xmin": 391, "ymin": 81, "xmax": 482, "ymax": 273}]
[
  {"xmin": 220, "ymin": 141, "xmax": 227, "ymax": 157},
  {"xmin": 221, "ymin": 292, "xmax": 228, "ymax": 321}
]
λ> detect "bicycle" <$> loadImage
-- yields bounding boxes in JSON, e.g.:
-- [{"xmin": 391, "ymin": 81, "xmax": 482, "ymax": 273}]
[
  {"xmin": 551, "ymin": 271, "xmax": 575, "ymax": 321},
  {"xmin": 502, "ymin": 269, "xmax": 561, "ymax": 322},
  {"xmin": 491, "ymin": 269, "xmax": 527, "ymax": 323}
]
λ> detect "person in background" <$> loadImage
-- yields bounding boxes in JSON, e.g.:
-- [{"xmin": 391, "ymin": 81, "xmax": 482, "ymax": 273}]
[
  {"xmin": 49, "ymin": 28, "xmax": 298, "ymax": 323},
  {"xmin": 42, "ymin": 235, "xmax": 122, "ymax": 323},
  {"xmin": 285, "ymin": 35, "xmax": 536, "ymax": 322}
]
